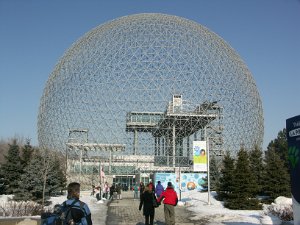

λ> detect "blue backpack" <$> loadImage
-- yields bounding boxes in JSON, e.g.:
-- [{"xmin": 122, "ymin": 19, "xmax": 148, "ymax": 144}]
[{"xmin": 41, "ymin": 200, "xmax": 85, "ymax": 225}]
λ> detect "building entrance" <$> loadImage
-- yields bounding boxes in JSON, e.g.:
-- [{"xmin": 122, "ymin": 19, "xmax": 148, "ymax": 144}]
[{"xmin": 113, "ymin": 175, "xmax": 135, "ymax": 191}]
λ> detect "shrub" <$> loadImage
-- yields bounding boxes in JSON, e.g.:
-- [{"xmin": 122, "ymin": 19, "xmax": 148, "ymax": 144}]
[
  {"xmin": 263, "ymin": 203, "xmax": 293, "ymax": 221},
  {"xmin": 0, "ymin": 201, "xmax": 44, "ymax": 216}
]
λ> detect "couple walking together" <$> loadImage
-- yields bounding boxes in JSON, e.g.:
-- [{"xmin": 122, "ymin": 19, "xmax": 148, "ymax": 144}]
[{"xmin": 139, "ymin": 181, "xmax": 178, "ymax": 225}]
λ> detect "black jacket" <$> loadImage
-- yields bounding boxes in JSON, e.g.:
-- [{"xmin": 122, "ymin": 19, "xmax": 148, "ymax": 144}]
[{"xmin": 139, "ymin": 191, "xmax": 156, "ymax": 216}]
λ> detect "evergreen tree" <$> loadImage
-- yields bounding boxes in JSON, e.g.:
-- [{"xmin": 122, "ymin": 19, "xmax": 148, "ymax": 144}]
[
  {"xmin": 225, "ymin": 147, "xmax": 261, "ymax": 209},
  {"xmin": 267, "ymin": 129, "xmax": 289, "ymax": 171},
  {"xmin": 14, "ymin": 151, "xmax": 45, "ymax": 202},
  {"xmin": 249, "ymin": 145, "xmax": 264, "ymax": 195},
  {"xmin": 202, "ymin": 175, "xmax": 208, "ymax": 190},
  {"xmin": 216, "ymin": 151, "xmax": 235, "ymax": 200},
  {"xmin": 14, "ymin": 149, "xmax": 66, "ymax": 203},
  {"xmin": 263, "ymin": 148, "xmax": 291, "ymax": 201},
  {"xmin": 1, "ymin": 140, "xmax": 23, "ymax": 194},
  {"xmin": 0, "ymin": 166, "xmax": 5, "ymax": 194},
  {"xmin": 21, "ymin": 139, "xmax": 34, "ymax": 167},
  {"xmin": 46, "ymin": 154, "xmax": 67, "ymax": 196},
  {"xmin": 209, "ymin": 155, "xmax": 220, "ymax": 191}
]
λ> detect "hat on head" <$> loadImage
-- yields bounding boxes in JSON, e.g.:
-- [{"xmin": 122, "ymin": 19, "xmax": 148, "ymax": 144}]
[{"xmin": 167, "ymin": 182, "xmax": 172, "ymax": 187}]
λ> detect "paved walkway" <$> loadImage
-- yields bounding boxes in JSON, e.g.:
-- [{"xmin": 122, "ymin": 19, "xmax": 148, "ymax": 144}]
[{"xmin": 106, "ymin": 191, "xmax": 196, "ymax": 225}]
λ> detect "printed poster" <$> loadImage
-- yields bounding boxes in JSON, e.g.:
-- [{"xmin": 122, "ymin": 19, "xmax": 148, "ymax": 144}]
[{"xmin": 193, "ymin": 141, "xmax": 207, "ymax": 171}]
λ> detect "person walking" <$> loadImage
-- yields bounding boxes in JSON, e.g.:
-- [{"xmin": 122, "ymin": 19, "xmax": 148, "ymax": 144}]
[
  {"xmin": 116, "ymin": 183, "xmax": 122, "ymax": 200},
  {"xmin": 133, "ymin": 182, "xmax": 139, "ymax": 199},
  {"xmin": 102, "ymin": 181, "xmax": 109, "ymax": 199},
  {"xmin": 139, "ymin": 183, "xmax": 157, "ymax": 225},
  {"xmin": 109, "ymin": 183, "xmax": 115, "ymax": 200},
  {"xmin": 63, "ymin": 182, "xmax": 93, "ymax": 225},
  {"xmin": 155, "ymin": 181, "xmax": 164, "ymax": 198},
  {"xmin": 139, "ymin": 181, "xmax": 145, "ymax": 200},
  {"xmin": 157, "ymin": 182, "xmax": 178, "ymax": 225},
  {"xmin": 148, "ymin": 180, "xmax": 155, "ymax": 193}
]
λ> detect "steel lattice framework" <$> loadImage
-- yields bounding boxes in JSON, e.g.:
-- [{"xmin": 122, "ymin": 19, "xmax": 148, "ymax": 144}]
[{"xmin": 38, "ymin": 13, "xmax": 263, "ymax": 169}]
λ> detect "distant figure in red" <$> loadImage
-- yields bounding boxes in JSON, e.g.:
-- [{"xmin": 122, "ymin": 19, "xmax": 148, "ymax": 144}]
[
  {"xmin": 148, "ymin": 180, "xmax": 155, "ymax": 193},
  {"xmin": 157, "ymin": 182, "xmax": 178, "ymax": 225}
]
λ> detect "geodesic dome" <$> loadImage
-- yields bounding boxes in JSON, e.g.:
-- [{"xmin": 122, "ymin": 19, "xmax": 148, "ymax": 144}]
[{"xmin": 38, "ymin": 13, "xmax": 263, "ymax": 160}]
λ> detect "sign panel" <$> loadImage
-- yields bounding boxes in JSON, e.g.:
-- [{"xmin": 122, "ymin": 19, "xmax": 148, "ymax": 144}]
[
  {"xmin": 154, "ymin": 172, "xmax": 207, "ymax": 194},
  {"xmin": 286, "ymin": 115, "xmax": 300, "ymax": 225},
  {"xmin": 193, "ymin": 141, "xmax": 207, "ymax": 171},
  {"xmin": 286, "ymin": 115, "xmax": 300, "ymax": 203}
]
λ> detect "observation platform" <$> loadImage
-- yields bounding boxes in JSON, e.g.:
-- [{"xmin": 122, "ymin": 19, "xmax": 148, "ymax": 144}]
[
  {"xmin": 126, "ymin": 101, "xmax": 221, "ymax": 139},
  {"xmin": 66, "ymin": 143, "xmax": 125, "ymax": 151},
  {"xmin": 125, "ymin": 111, "xmax": 164, "ymax": 132}
]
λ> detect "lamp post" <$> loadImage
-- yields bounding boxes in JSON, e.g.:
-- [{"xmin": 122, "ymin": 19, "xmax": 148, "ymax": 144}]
[{"xmin": 206, "ymin": 137, "xmax": 211, "ymax": 205}]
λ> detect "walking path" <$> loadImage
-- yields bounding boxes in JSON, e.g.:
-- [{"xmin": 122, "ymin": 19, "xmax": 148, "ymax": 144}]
[
  {"xmin": 105, "ymin": 191, "xmax": 196, "ymax": 225},
  {"xmin": 1, "ymin": 191, "xmax": 200, "ymax": 225}
]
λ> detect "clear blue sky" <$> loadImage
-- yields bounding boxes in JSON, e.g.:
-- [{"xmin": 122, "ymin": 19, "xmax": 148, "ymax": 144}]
[{"xmin": 0, "ymin": 0, "xmax": 299, "ymax": 149}]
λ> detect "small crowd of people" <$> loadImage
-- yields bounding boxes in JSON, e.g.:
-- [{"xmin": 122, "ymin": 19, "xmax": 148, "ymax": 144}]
[
  {"xmin": 91, "ymin": 182, "xmax": 123, "ymax": 200},
  {"xmin": 64, "ymin": 180, "xmax": 178, "ymax": 225}
]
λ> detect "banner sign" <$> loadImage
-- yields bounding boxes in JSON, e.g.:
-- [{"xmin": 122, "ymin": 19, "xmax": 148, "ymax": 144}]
[
  {"xmin": 286, "ymin": 115, "xmax": 300, "ymax": 203},
  {"xmin": 193, "ymin": 141, "xmax": 207, "ymax": 171},
  {"xmin": 154, "ymin": 172, "xmax": 207, "ymax": 194}
]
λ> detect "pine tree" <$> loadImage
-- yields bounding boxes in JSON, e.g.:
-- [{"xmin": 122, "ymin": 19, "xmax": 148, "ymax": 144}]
[
  {"xmin": 0, "ymin": 167, "xmax": 5, "ymax": 194},
  {"xmin": 263, "ymin": 148, "xmax": 291, "ymax": 201},
  {"xmin": 216, "ymin": 151, "xmax": 235, "ymax": 200},
  {"xmin": 209, "ymin": 155, "xmax": 220, "ymax": 191},
  {"xmin": 225, "ymin": 147, "xmax": 261, "ymax": 209},
  {"xmin": 46, "ymin": 154, "xmax": 67, "ymax": 196},
  {"xmin": 249, "ymin": 145, "xmax": 264, "ymax": 195},
  {"xmin": 267, "ymin": 129, "xmax": 289, "ymax": 171},
  {"xmin": 14, "ymin": 150, "xmax": 46, "ymax": 202},
  {"xmin": 1, "ymin": 140, "xmax": 23, "ymax": 194},
  {"xmin": 21, "ymin": 139, "xmax": 34, "ymax": 167},
  {"xmin": 14, "ymin": 149, "xmax": 66, "ymax": 203}
]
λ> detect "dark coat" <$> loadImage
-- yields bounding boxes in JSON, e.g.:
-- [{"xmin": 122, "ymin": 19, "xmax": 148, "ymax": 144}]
[
  {"xmin": 139, "ymin": 183, "xmax": 145, "ymax": 199},
  {"xmin": 139, "ymin": 191, "xmax": 156, "ymax": 216}
]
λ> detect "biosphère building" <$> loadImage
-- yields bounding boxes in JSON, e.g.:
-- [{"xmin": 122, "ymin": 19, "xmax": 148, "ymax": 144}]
[{"xmin": 38, "ymin": 13, "xmax": 263, "ymax": 187}]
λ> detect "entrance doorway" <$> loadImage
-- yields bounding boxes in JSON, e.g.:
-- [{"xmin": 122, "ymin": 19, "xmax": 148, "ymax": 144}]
[{"xmin": 113, "ymin": 175, "xmax": 135, "ymax": 191}]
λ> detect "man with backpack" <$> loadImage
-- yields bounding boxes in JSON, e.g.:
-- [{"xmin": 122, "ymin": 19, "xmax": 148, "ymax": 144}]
[
  {"xmin": 63, "ymin": 182, "xmax": 93, "ymax": 225},
  {"xmin": 42, "ymin": 182, "xmax": 93, "ymax": 225}
]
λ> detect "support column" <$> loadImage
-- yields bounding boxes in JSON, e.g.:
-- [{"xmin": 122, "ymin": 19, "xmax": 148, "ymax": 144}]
[
  {"xmin": 201, "ymin": 129, "xmax": 205, "ymax": 141},
  {"xmin": 187, "ymin": 136, "xmax": 190, "ymax": 158},
  {"xmin": 158, "ymin": 137, "xmax": 161, "ymax": 156},
  {"xmin": 79, "ymin": 147, "xmax": 82, "ymax": 183},
  {"xmin": 134, "ymin": 129, "xmax": 138, "ymax": 155},
  {"xmin": 162, "ymin": 137, "xmax": 165, "ymax": 156},
  {"xmin": 154, "ymin": 137, "xmax": 158, "ymax": 156},
  {"xmin": 166, "ymin": 137, "xmax": 170, "ymax": 166},
  {"xmin": 109, "ymin": 150, "xmax": 112, "ymax": 174},
  {"xmin": 179, "ymin": 139, "xmax": 183, "ymax": 156},
  {"xmin": 173, "ymin": 124, "xmax": 176, "ymax": 168}
]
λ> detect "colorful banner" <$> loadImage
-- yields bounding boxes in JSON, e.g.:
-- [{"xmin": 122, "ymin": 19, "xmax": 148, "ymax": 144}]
[
  {"xmin": 286, "ymin": 115, "xmax": 300, "ymax": 225},
  {"xmin": 154, "ymin": 172, "xmax": 207, "ymax": 194},
  {"xmin": 193, "ymin": 141, "xmax": 207, "ymax": 171}
]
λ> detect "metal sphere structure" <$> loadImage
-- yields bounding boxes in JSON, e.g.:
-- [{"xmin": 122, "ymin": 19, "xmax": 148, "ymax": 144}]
[{"xmin": 38, "ymin": 13, "xmax": 263, "ymax": 164}]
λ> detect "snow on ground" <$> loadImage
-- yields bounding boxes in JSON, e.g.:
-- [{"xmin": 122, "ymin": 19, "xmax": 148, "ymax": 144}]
[
  {"xmin": 0, "ymin": 191, "xmax": 293, "ymax": 225},
  {"xmin": 180, "ymin": 190, "xmax": 262, "ymax": 225}
]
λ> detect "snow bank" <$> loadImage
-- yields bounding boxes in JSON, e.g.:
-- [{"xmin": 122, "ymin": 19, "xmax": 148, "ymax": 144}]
[{"xmin": 181, "ymin": 190, "xmax": 261, "ymax": 224}]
